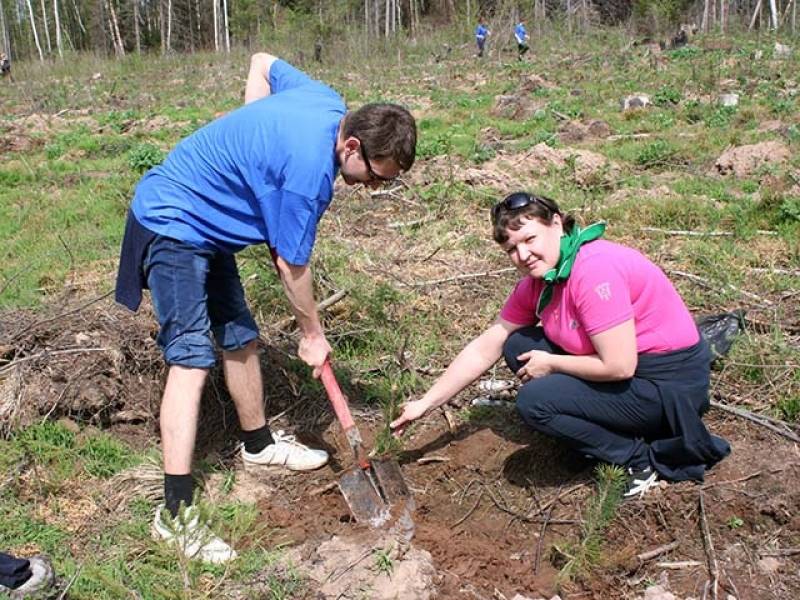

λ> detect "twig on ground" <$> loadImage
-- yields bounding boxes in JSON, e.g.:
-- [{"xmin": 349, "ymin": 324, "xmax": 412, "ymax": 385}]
[
  {"xmin": 710, "ymin": 400, "xmax": 800, "ymax": 443},
  {"xmin": 533, "ymin": 484, "xmax": 561, "ymax": 575},
  {"xmin": 761, "ymin": 548, "xmax": 800, "ymax": 557},
  {"xmin": 700, "ymin": 471, "xmax": 762, "ymax": 491},
  {"xmin": 699, "ymin": 492, "xmax": 720, "ymax": 600},
  {"xmin": 387, "ymin": 215, "xmax": 436, "ymax": 229},
  {"xmin": 401, "ymin": 267, "xmax": 517, "ymax": 287},
  {"xmin": 636, "ymin": 540, "xmax": 681, "ymax": 563},
  {"xmin": 642, "ymin": 227, "xmax": 776, "ymax": 237},
  {"xmin": 309, "ymin": 481, "xmax": 338, "ymax": 496},
  {"xmin": 0, "ymin": 347, "xmax": 112, "ymax": 374},
  {"xmin": 416, "ymin": 455, "xmax": 450, "ymax": 464},
  {"xmin": 451, "ymin": 489, "xmax": 484, "ymax": 528},
  {"xmin": 10, "ymin": 291, "xmax": 113, "ymax": 342},
  {"xmin": 656, "ymin": 560, "xmax": 703, "ymax": 569},
  {"xmin": 56, "ymin": 563, "xmax": 83, "ymax": 600},
  {"xmin": 666, "ymin": 269, "xmax": 774, "ymax": 307},
  {"xmin": 274, "ymin": 289, "xmax": 347, "ymax": 330}
]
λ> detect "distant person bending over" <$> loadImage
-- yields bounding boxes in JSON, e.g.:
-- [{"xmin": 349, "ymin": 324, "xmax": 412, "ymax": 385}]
[
  {"xmin": 475, "ymin": 17, "xmax": 491, "ymax": 58},
  {"xmin": 116, "ymin": 52, "xmax": 417, "ymax": 563},
  {"xmin": 514, "ymin": 19, "xmax": 529, "ymax": 60},
  {"xmin": 0, "ymin": 552, "xmax": 54, "ymax": 598},
  {"xmin": 0, "ymin": 53, "xmax": 10, "ymax": 78},
  {"xmin": 391, "ymin": 192, "xmax": 730, "ymax": 498}
]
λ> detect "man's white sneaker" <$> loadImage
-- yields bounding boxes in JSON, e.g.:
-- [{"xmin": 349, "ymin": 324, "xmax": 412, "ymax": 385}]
[
  {"xmin": 151, "ymin": 504, "xmax": 237, "ymax": 564},
  {"xmin": 241, "ymin": 430, "xmax": 328, "ymax": 471}
]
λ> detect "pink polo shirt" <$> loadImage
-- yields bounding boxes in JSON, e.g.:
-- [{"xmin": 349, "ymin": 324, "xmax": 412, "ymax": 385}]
[{"xmin": 499, "ymin": 240, "xmax": 699, "ymax": 355}]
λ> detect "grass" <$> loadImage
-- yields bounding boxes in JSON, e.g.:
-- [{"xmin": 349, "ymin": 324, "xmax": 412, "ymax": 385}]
[{"xmin": 1, "ymin": 24, "xmax": 799, "ymax": 595}]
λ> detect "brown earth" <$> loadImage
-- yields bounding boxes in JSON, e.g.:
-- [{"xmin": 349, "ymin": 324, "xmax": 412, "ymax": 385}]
[{"xmin": 2, "ymin": 296, "xmax": 799, "ymax": 599}]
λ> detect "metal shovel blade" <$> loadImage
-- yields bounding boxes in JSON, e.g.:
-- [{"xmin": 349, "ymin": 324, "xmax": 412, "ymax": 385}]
[
  {"xmin": 370, "ymin": 459, "xmax": 412, "ymax": 506},
  {"xmin": 338, "ymin": 467, "xmax": 390, "ymax": 526}
]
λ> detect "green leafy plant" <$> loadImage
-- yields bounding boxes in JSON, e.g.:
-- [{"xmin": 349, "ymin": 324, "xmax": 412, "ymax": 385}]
[
  {"xmin": 635, "ymin": 140, "xmax": 676, "ymax": 167},
  {"xmin": 373, "ymin": 546, "xmax": 395, "ymax": 576},
  {"xmin": 727, "ymin": 516, "xmax": 744, "ymax": 529},
  {"xmin": 653, "ymin": 85, "xmax": 682, "ymax": 107},
  {"xmin": 128, "ymin": 143, "xmax": 166, "ymax": 172}
]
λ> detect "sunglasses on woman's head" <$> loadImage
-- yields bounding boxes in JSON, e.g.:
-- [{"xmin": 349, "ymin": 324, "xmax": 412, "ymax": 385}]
[{"xmin": 491, "ymin": 192, "xmax": 555, "ymax": 223}]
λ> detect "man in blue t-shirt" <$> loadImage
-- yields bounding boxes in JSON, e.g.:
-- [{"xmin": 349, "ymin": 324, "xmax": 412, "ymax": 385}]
[
  {"xmin": 514, "ymin": 19, "xmax": 529, "ymax": 61},
  {"xmin": 475, "ymin": 17, "xmax": 490, "ymax": 58},
  {"xmin": 115, "ymin": 52, "xmax": 416, "ymax": 563}
]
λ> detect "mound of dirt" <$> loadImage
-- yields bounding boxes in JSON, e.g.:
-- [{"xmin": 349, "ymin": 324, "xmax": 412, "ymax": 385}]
[
  {"xmin": 714, "ymin": 141, "xmax": 791, "ymax": 178},
  {"xmin": 520, "ymin": 143, "xmax": 619, "ymax": 186},
  {"xmin": 491, "ymin": 94, "xmax": 546, "ymax": 121},
  {"xmin": 287, "ymin": 531, "xmax": 437, "ymax": 599}
]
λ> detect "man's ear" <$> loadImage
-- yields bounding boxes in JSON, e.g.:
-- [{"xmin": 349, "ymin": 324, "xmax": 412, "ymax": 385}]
[{"xmin": 343, "ymin": 136, "xmax": 360, "ymax": 154}]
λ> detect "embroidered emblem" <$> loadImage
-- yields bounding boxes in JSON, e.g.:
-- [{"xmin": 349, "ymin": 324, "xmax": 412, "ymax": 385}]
[
  {"xmin": 569, "ymin": 319, "xmax": 579, "ymax": 330},
  {"xmin": 594, "ymin": 282, "xmax": 612, "ymax": 301}
]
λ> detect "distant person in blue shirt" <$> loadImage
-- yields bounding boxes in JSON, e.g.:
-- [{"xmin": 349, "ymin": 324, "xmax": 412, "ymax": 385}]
[
  {"xmin": 115, "ymin": 52, "xmax": 416, "ymax": 564},
  {"xmin": 515, "ymin": 19, "xmax": 529, "ymax": 61},
  {"xmin": 475, "ymin": 17, "xmax": 491, "ymax": 58}
]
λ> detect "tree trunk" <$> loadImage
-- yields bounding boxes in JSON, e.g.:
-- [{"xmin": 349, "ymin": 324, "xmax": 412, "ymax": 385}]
[
  {"xmin": 108, "ymin": 0, "xmax": 123, "ymax": 56},
  {"xmin": 40, "ymin": 0, "xmax": 51, "ymax": 52},
  {"xmin": 0, "ymin": 0, "xmax": 10, "ymax": 57},
  {"xmin": 701, "ymin": 0, "xmax": 709, "ymax": 32},
  {"xmin": 769, "ymin": 0, "xmax": 778, "ymax": 28},
  {"xmin": 720, "ymin": 0, "xmax": 726, "ymax": 33},
  {"xmin": 133, "ymin": 0, "xmax": 140, "ymax": 53},
  {"xmin": 223, "ymin": 0, "xmax": 230, "ymax": 51},
  {"xmin": 213, "ymin": 0, "xmax": 218, "ymax": 51},
  {"xmin": 749, "ymin": 0, "xmax": 763, "ymax": 29},
  {"xmin": 166, "ymin": 0, "xmax": 172, "ymax": 52},
  {"xmin": 26, "ymin": 0, "xmax": 44, "ymax": 60},
  {"xmin": 53, "ymin": 0, "xmax": 62, "ymax": 56}
]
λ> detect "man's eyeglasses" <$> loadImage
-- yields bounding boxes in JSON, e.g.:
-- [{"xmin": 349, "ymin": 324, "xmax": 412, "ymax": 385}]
[
  {"xmin": 358, "ymin": 139, "xmax": 397, "ymax": 184},
  {"xmin": 491, "ymin": 192, "xmax": 555, "ymax": 223}
]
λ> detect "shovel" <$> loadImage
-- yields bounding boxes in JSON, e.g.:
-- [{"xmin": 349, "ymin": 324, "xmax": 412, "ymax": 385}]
[{"xmin": 320, "ymin": 359, "xmax": 412, "ymax": 525}]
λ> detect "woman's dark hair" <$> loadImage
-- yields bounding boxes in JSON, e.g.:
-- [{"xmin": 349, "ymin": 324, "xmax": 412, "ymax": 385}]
[
  {"xmin": 491, "ymin": 192, "xmax": 575, "ymax": 244},
  {"xmin": 341, "ymin": 103, "xmax": 417, "ymax": 172}
]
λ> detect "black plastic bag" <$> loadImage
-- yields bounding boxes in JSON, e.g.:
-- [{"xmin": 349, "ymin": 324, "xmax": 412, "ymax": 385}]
[{"xmin": 696, "ymin": 310, "xmax": 746, "ymax": 364}]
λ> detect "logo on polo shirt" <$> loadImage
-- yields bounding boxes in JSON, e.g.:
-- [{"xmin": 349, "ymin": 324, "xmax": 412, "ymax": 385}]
[{"xmin": 594, "ymin": 282, "xmax": 612, "ymax": 301}]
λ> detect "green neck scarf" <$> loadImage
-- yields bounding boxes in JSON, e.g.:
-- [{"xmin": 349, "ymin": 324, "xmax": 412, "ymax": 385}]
[{"xmin": 536, "ymin": 221, "xmax": 606, "ymax": 316}]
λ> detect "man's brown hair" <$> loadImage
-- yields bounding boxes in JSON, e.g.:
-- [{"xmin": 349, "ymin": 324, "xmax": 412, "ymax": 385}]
[{"xmin": 342, "ymin": 103, "xmax": 417, "ymax": 172}]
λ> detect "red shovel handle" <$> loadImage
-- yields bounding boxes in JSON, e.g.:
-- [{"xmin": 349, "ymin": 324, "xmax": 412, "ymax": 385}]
[{"xmin": 320, "ymin": 360, "xmax": 356, "ymax": 431}]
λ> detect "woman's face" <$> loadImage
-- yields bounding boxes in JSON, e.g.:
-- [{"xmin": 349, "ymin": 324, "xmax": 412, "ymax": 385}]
[{"xmin": 500, "ymin": 214, "xmax": 563, "ymax": 278}]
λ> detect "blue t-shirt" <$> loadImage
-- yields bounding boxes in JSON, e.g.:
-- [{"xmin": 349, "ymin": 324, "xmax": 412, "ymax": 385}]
[
  {"xmin": 515, "ymin": 23, "xmax": 527, "ymax": 43},
  {"xmin": 475, "ymin": 24, "xmax": 488, "ymax": 40},
  {"xmin": 132, "ymin": 60, "xmax": 346, "ymax": 265}
]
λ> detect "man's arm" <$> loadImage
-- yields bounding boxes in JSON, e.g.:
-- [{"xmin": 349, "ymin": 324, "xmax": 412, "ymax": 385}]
[
  {"xmin": 245, "ymin": 53, "xmax": 279, "ymax": 104},
  {"xmin": 273, "ymin": 255, "xmax": 331, "ymax": 376}
]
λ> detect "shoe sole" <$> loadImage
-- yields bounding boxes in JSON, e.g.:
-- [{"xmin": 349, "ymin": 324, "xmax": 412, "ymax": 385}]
[{"xmin": 243, "ymin": 460, "xmax": 328, "ymax": 473}]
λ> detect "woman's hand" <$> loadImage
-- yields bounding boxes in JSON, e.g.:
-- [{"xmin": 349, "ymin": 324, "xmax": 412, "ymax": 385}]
[
  {"xmin": 390, "ymin": 398, "xmax": 431, "ymax": 437},
  {"xmin": 515, "ymin": 349, "xmax": 556, "ymax": 382}
]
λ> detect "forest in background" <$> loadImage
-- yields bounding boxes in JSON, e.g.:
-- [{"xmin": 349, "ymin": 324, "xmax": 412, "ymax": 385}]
[{"xmin": 2, "ymin": 0, "xmax": 800, "ymax": 65}]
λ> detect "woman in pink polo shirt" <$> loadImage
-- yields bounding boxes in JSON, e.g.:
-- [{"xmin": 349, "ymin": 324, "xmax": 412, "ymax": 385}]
[{"xmin": 391, "ymin": 192, "xmax": 729, "ymax": 498}]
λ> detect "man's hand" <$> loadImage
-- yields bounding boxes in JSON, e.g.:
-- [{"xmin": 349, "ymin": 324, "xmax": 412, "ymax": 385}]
[
  {"xmin": 515, "ymin": 349, "xmax": 555, "ymax": 382},
  {"xmin": 298, "ymin": 333, "xmax": 331, "ymax": 378},
  {"xmin": 390, "ymin": 398, "xmax": 431, "ymax": 437}
]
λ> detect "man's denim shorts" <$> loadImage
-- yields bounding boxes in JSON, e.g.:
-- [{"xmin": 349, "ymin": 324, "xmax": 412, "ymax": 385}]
[{"xmin": 144, "ymin": 235, "xmax": 260, "ymax": 368}]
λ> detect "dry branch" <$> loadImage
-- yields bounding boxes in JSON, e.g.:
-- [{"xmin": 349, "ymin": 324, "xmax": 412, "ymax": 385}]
[
  {"xmin": 402, "ymin": 267, "xmax": 516, "ymax": 287},
  {"xmin": 667, "ymin": 269, "xmax": 774, "ymax": 306},
  {"xmin": 273, "ymin": 289, "xmax": 348, "ymax": 330},
  {"xmin": 699, "ymin": 492, "xmax": 720, "ymax": 600},
  {"xmin": 636, "ymin": 540, "xmax": 681, "ymax": 563},
  {"xmin": 710, "ymin": 400, "xmax": 800, "ymax": 443}
]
